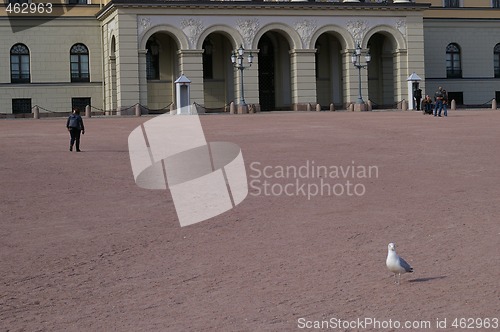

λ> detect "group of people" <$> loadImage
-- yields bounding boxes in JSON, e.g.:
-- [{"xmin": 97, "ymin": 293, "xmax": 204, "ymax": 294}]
[{"xmin": 414, "ymin": 86, "xmax": 448, "ymax": 117}]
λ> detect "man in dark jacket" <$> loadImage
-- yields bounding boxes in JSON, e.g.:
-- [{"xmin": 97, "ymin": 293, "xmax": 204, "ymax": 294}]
[
  {"xmin": 66, "ymin": 108, "xmax": 85, "ymax": 152},
  {"xmin": 433, "ymin": 87, "xmax": 444, "ymax": 117}
]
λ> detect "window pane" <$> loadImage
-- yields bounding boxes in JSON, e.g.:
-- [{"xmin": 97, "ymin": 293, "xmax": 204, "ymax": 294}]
[{"xmin": 81, "ymin": 65, "xmax": 89, "ymax": 74}]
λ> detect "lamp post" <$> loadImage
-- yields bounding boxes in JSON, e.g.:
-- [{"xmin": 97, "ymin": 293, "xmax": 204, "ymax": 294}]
[
  {"xmin": 231, "ymin": 44, "xmax": 253, "ymax": 114},
  {"xmin": 351, "ymin": 42, "xmax": 371, "ymax": 111}
]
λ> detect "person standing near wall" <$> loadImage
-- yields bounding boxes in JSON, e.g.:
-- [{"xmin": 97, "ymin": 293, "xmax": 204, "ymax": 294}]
[
  {"xmin": 442, "ymin": 88, "xmax": 448, "ymax": 117},
  {"xmin": 66, "ymin": 108, "xmax": 85, "ymax": 152},
  {"xmin": 434, "ymin": 87, "xmax": 444, "ymax": 117},
  {"xmin": 414, "ymin": 87, "xmax": 422, "ymax": 111}
]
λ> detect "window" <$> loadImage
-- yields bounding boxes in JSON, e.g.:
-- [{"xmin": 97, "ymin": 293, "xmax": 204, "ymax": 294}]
[
  {"xmin": 68, "ymin": 0, "xmax": 88, "ymax": 4},
  {"xmin": 446, "ymin": 43, "xmax": 462, "ymax": 78},
  {"xmin": 10, "ymin": 44, "xmax": 30, "ymax": 83},
  {"xmin": 203, "ymin": 39, "xmax": 214, "ymax": 80},
  {"xmin": 8, "ymin": 0, "xmax": 30, "ymax": 3},
  {"xmin": 70, "ymin": 43, "xmax": 90, "ymax": 82},
  {"xmin": 146, "ymin": 40, "xmax": 160, "ymax": 80},
  {"xmin": 12, "ymin": 99, "xmax": 32, "ymax": 114},
  {"xmin": 444, "ymin": 0, "xmax": 460, "ymax": 7},
  {"xmin": 495, "ymin": 44, "xmax": 500, "ymax": 78},
  {"xmin": 447, "ymin": 92, "xmax": 463, "ymax": 106},
  {"xmin": 493, "ymin": 0, "xmax": 500, "ymax": 8},
  {"xmin": 72, "ymin": 97, "xmax": 91, "ymax": 113}
]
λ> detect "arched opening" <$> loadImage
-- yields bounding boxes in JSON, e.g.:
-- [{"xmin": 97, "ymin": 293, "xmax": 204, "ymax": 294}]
[
  {"xmin": 257, "ymin": 32, "xmax": 291, "ymax": 111},
  {"xmin": 315, "ymin": 33, "xmax": 344, "ymax": 108},
  {"xmin": 145, "ymin": 32, "xmax": 179, "ymax": 111},
  {"xmin": 367, "ymin": 33, "xmax": 396, "ymax": 108},
  {"xmin": 202, "ymin": 33, "xmax": 234, "ymax": 109},
  {"xmin": 110, "ymin": 36, "xmax": 117, "ymax": 111}
]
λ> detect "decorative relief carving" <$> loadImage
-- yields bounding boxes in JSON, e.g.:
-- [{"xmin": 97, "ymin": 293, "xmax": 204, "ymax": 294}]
[
  {"xmin": 138, "ymin": 17, "xmax": 151, "ymax": 36},
  {"xmin": 294, "ymin": 19, "xmax": 317, "ymax": 48},
  {"xmin": 396, "ymin": 19, "xmax": 407, "ymax": 36},
  {"xmin": 236, "ymin": 19, "xmax": 260, "ymax": 49},
  {"xmin": 347, "ymin": 20, "xmax": 369, "ymax": 44},
  {"xmin": 181, "ymin": 18, "xmax": 204, "ymax": 48}
]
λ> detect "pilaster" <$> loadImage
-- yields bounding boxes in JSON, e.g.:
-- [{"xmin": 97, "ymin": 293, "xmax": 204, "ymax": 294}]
[
  {"xmin": 290, "ymin": 49, "xmax": 317, "ymax": 111},
  {"xmin": 178, "ymin": 49, "xmax": 204, "ymax": 106}
]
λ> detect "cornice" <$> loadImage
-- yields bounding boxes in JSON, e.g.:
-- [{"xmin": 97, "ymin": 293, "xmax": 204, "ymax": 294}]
[{"xmin": 96, "ymin": 0, "xmax": 430, "ymax": 21}]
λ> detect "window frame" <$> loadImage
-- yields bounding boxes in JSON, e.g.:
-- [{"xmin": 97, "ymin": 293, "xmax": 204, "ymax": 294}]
[
  {"xmin": 10, "ymin": 43, "xmax": 30, "ymax": 84},
  {"xmin": 494, "ymin": 44, "xmax": 500, "ymax": 78},
  {"xmin": 70, "ymin": 43, "xmax": 90, "ymax": 83},
  {"xmin": 146, "ymin": 40, "xmax": 160, "ymax": 80},
  {"xmin": 446, "ymin": 43, "xmax": 462, "ymax": 79},
  {"xmin": 443, "ymin": 0, "xmax": 461, "ymax": 8}
]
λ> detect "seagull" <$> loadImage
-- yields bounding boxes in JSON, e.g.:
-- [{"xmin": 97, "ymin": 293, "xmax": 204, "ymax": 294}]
[{"xmin": 386, "ymin": 242, "xmax": 413, "ymax": 284}]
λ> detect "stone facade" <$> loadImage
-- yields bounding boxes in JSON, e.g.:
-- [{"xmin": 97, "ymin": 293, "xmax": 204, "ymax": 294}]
[{"xmin": 1, "ymin": 0, "xmax": 499, "ymax": 114}]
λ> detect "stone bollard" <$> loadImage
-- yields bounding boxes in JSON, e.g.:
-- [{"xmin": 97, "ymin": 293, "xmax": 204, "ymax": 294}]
[
  {"xmin": 306, "ymin": 103, "xmax": 312, "ymax": 112},
  {"xmin": 135, "ymin": 104, "xmax": 141, "ymax": 117},
  {"xmin": 367, "ymin": 100, "xmax": 372, "ymax": 112},
  {"xmin": 348, "ymin": 103, "xmax": 354, "ymax": 112},
  {"xmin": 492, "ymin": 99, "xmax": 497, "ymax": 110},
  {"xmin": 230, "ymin": 102, "xmax": 235, "ymax": 114},
  {"xmin": 116, "ymin": 107, "xmax": 121, "ymax": 116},
  {"xmin": 33, "ymin": 106, "xmax": 40, "ymax": 119},
  {"xmin": 316, "ymin": 103, "xmax": 321, "ymax": 112},
  {"xmin": 330, "ymin": 103, "xmax": 335, "ymax": 112},
  {"xmin": 85, "ymin": 105, "xmax": 91, "ymax": 118},
  {"xmin": 169, "ymin": 103, "xmax": 175, "ymax": 115},
  {"xmin": 402, "ymin": 99, "xmax": 408, "ymax": 111},
  {"xmin": 451, "ymin": 99, "xmax": 456, "ymax": 110}
]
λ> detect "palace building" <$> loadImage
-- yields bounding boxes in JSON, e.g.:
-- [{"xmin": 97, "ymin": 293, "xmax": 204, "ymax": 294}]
[{"xmin": 1, "ymin": 0, "xmax": 500, "ymax": 114}]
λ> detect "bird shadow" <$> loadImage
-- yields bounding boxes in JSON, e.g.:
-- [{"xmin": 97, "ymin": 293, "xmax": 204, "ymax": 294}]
[{"xmin": 408, "ymin": 276, "xmax": 447, "ymax": 283}]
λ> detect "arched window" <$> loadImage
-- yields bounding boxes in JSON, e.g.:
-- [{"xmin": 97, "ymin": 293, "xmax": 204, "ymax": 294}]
[
  {"xmin": 146, "ymin": 39, "xmax": 160, "ymax": 80},
  {"xmin": 446, "ymin": 43, "xmax": 462, "ymax": 78},
  {"xmin": 70, "ymin": 43, "xmax": 90, "ymax": 82},
  {"xmin": 10, "ymin": 43, "xmax": 30, "ymax": 83},
  {"xmin": 494, "ymin": 43, "xmax": 500, "ymax": 78}
]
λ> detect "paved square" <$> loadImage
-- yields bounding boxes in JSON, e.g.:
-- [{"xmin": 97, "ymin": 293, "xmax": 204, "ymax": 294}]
[{"xmin": 1, "ymin": 111, "xmax": 499, "ymax": 331}]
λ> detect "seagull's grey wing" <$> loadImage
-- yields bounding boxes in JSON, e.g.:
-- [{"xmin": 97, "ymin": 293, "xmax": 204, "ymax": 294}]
[{"xmin": 399, "ymin": 257, "xmax": 413, "ymax": 272}]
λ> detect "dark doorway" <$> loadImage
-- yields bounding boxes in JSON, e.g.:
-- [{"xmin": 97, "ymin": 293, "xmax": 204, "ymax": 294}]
[{"xmin": 258, "ymin": 35, "xmax": 275, "ymax": 111}]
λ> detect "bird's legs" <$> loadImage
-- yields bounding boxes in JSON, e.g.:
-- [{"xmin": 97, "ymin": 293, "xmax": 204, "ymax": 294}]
[{"xmin": 393, "ymin": 273, "xmax": 401, "ymax": 285}]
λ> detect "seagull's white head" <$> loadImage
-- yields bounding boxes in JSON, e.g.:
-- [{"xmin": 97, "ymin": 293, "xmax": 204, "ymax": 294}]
[{"xmin": 388, "ymin": 243, "xmax": 396, "ymax": 251}]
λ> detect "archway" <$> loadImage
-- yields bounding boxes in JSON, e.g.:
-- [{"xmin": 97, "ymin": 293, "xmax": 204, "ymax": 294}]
[
  {"xmin": 110, "ymin": 36, "xmax": 117, "ymax": 111},
  {"xmin": 315, "ymin": 33, "xmax": 344, "ymax": 108},
  {"xmin": 257, "ymin": 32, "xmax": 292, "ymax": 111},
  {"xmin": 202, "ymin": 33, "xmax": 234, "ymax": 109},
  {"xmin": 367, "ymin": 33, "xmax": 396, "ymax": 108},
  {"xmin": 144, "ymin": 32, "xmax": 179, "ymax": 111}
]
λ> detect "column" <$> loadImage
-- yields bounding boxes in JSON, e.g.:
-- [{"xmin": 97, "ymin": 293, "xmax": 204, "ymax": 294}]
[
  {"xmin": 178, "ymin": 49, "xmax": 205, "ymax": 106},
  {"xmin": 138, "ymin": 49, "xmax": 148, "ymax": 108},
  {"xmin": 114, "ymin": 15, "xmax": 141, "ymax": 114},
  {"xmin": 290, "ymin": 49, "xmax": 317, "ymax": 111}
]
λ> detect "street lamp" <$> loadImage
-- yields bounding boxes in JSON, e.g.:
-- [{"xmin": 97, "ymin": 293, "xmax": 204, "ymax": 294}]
[
  {"xmin": 231, "ymin": 44, "xmax": 253, "ymax": 113},
  {"xmin": 351, "ymin": 42, "xmax": 371, "ymax": 110}
]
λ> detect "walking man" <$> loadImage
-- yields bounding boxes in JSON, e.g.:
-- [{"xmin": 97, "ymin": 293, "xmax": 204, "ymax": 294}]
[{"xmin": 67, "ymin": 108, "xmax": 85, "ymax": 152}]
